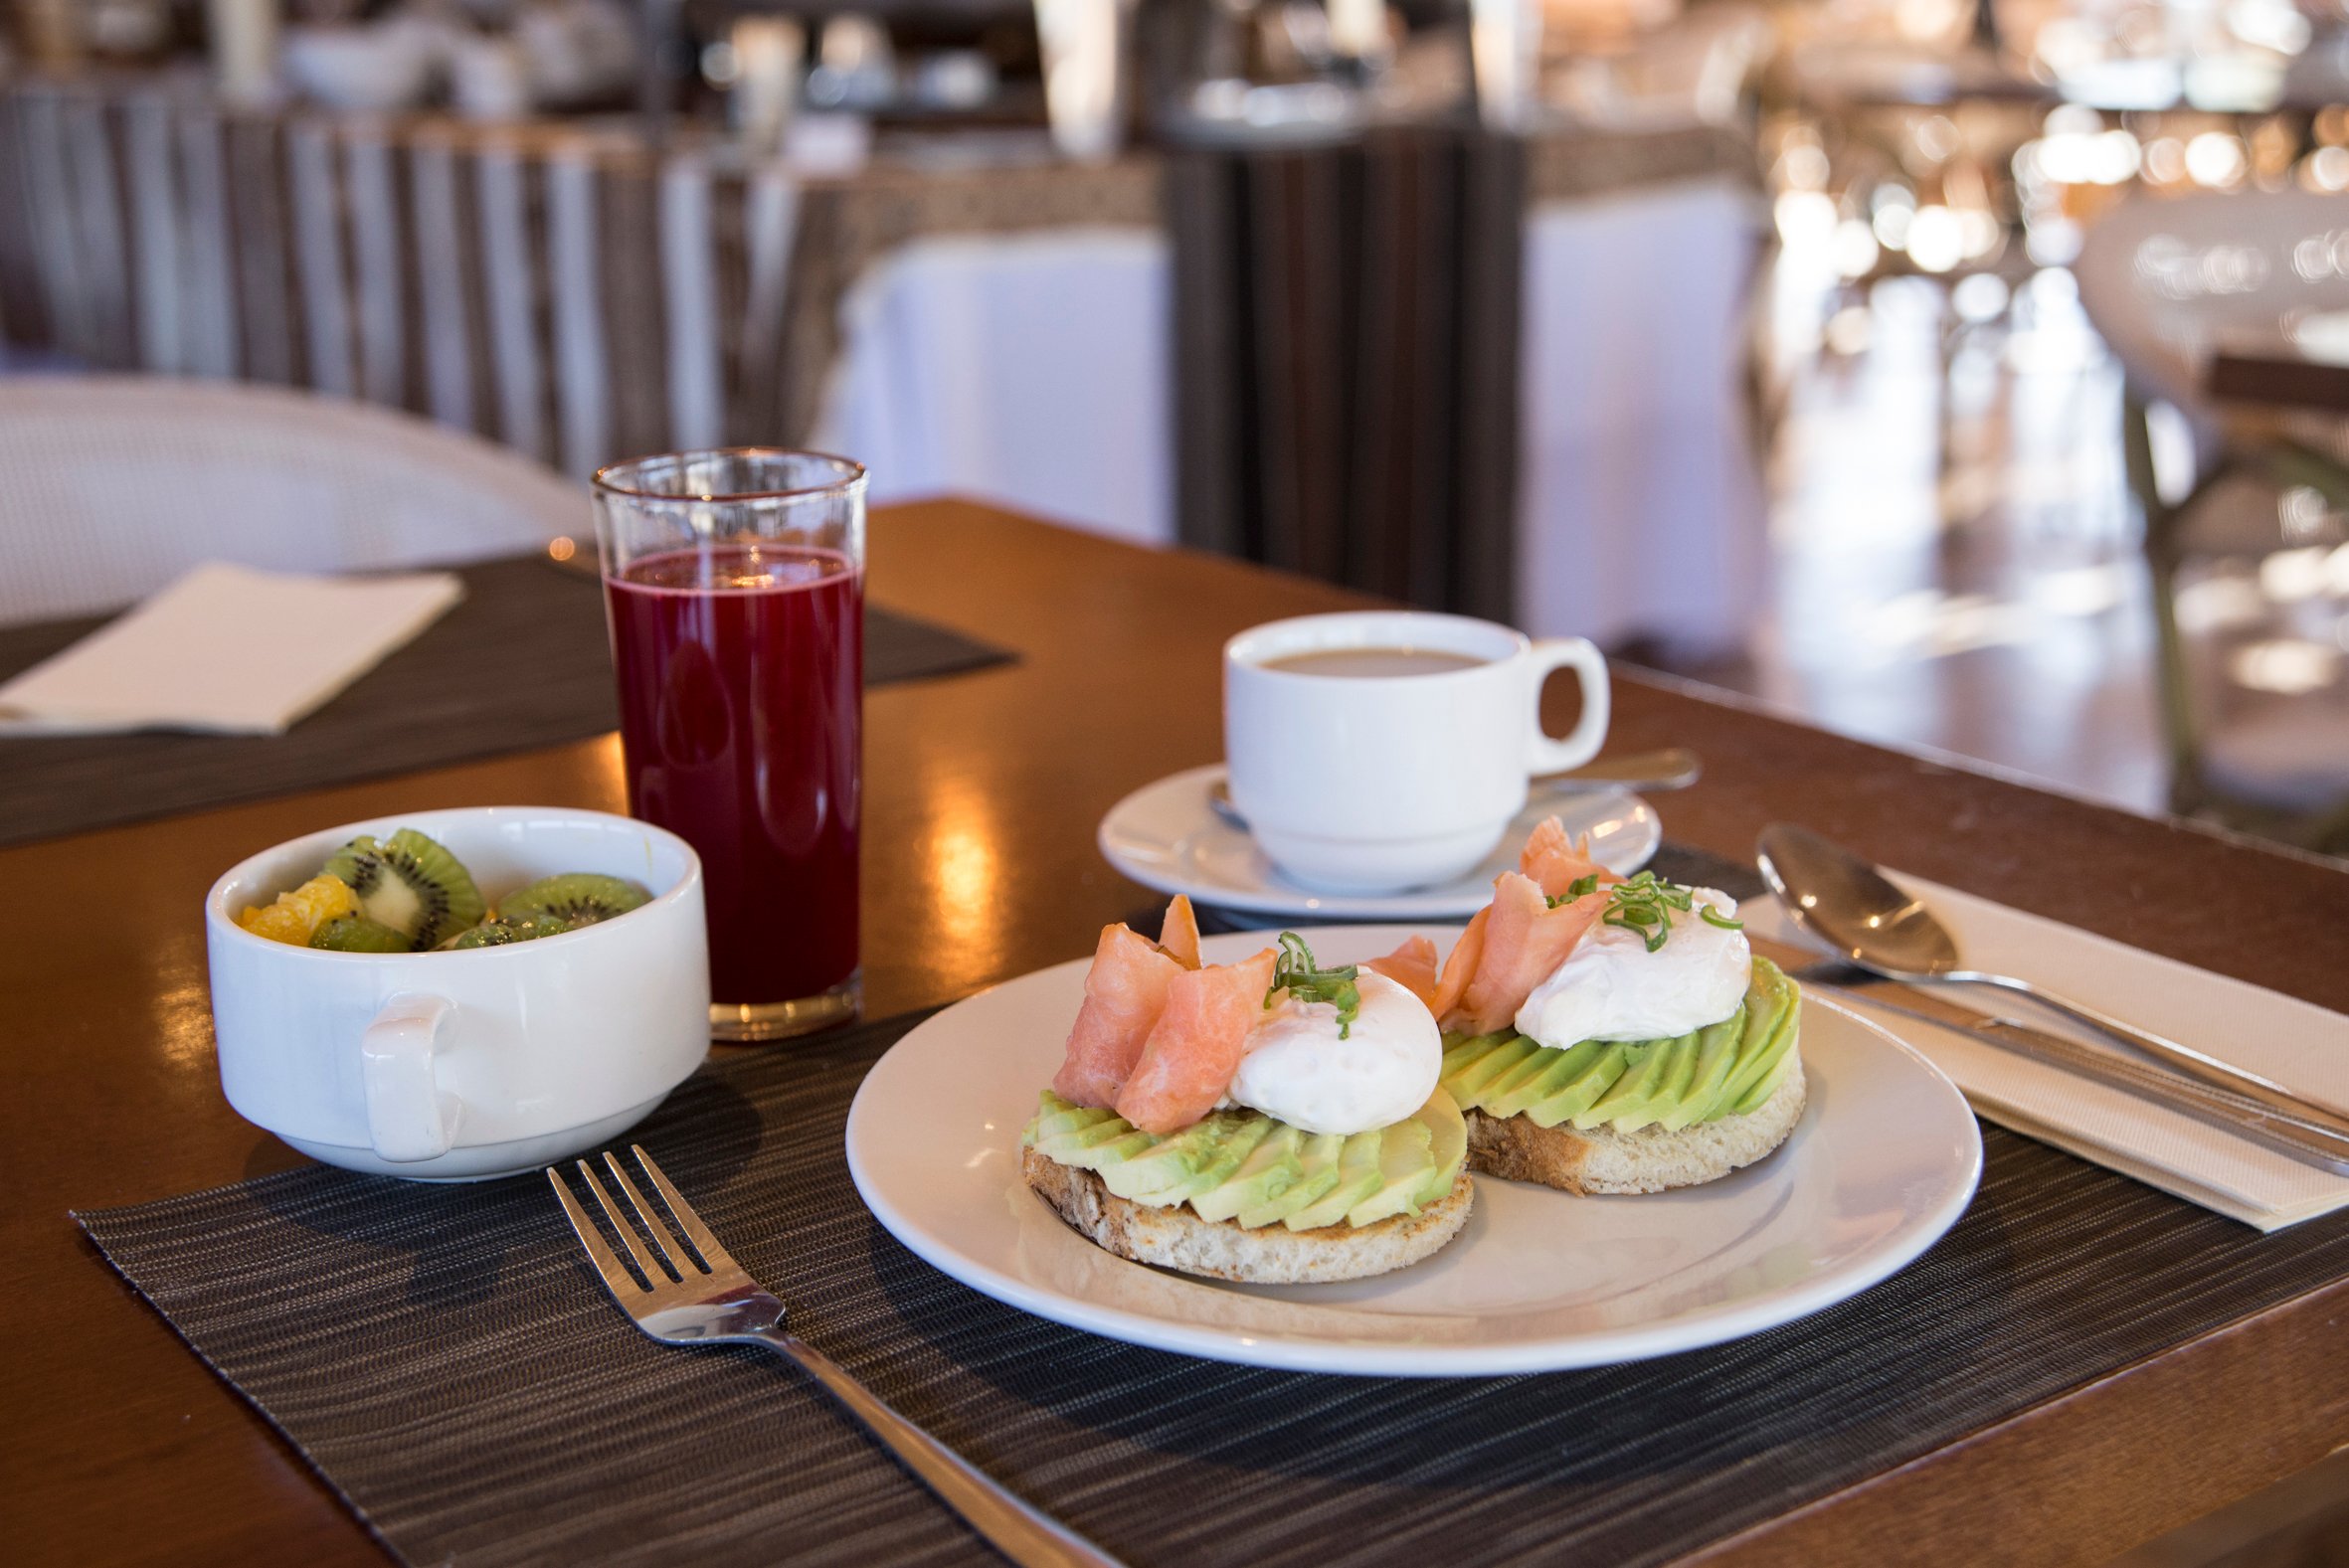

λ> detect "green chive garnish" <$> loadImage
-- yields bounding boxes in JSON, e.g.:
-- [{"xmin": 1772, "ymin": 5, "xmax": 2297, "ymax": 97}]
[
  {"xmin": 1594, "ymin": 874, "xmax": 1737, "ymax": 953},
  {"xmin": 1268, "ymin": 932, "xmax": 1361, "ymax": 1039}
]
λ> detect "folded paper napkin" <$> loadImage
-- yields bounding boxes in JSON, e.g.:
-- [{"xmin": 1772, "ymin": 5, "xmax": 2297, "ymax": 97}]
[
  {"xmin": 0, "ymin": 563, "xmax": 463, "ymax": 736},
  {"xmin": 1743, "ymin": 877, "xmax": 2349, "ymax": 1231}
]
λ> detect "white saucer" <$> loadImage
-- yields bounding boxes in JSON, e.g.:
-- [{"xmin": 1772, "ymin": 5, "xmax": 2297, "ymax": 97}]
[
  {"xmin": 1096, "ymin": 764, "xmax": 1662, "ymax": 922},
  {"xmin": 845, "ymin": 926, "xmax": 1983, "ymax": 1376}
]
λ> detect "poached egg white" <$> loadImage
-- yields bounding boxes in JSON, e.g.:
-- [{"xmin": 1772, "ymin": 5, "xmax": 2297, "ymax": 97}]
[
  {"xmin": 1515, "ymin": 888, "xmax": 1751, "ymax": 1048},
  {"xmin": 1227, "ymin": 970, "xmax": 1442, "ymax": 1135}
]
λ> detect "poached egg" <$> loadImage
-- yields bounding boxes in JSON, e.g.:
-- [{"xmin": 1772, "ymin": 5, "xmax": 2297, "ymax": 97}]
[
  {"xmin": 1515, "ymin": 888, "xmax": 1750, "ymax": 1048},
  {"xmin": 1227, "ymin": 970, "xmax": 1442, "ymax": 1135}
]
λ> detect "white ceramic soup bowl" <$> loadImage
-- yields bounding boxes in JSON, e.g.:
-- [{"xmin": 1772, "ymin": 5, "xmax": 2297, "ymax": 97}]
[{"xmin": 205, "ymin": 806, "xmax": 710, "ymax": 1180}]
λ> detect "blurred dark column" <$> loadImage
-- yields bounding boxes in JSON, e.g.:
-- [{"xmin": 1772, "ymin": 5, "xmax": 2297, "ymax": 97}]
[
  {"xmin": 1170, "ymin": 125, "xmax": 1527, "ymax": 621},
  {"xmin": 638, "ymin": 0, "xmax": 688, "ymax": 144}
]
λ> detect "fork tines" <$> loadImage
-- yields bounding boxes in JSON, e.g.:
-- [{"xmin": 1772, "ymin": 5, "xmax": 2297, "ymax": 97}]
[{"xmin": 549, "ymin": 1144, "xmax": 737, "ymax": 1298}]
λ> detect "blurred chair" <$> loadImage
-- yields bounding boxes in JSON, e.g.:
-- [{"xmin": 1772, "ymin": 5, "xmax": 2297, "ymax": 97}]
[
  {"xmin": 0, "ymin": 377, "xmax": 582, "ymax": 624},
  {"xmin": 0, "ymin": 73, "xmax": 1164, "ymax": 538},
  {"xmin": 2076, "ymin": 190, "xmax": 2349, "ymax": 850}
]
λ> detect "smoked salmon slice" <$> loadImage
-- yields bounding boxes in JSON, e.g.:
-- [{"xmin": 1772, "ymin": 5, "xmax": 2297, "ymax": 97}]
[
  {"xmin": 1446, "ymin": 872, "xmax": 1607, "ymax": 1035},
  {"xmin": 1115, "ymin": 949, "xmax": 1279, "ymax": 1134},
  {"xmin": 1430, "ymin": 905, "xmax": 1489, "ymax": 1022},
  {"xmin": 1052, "ymin": 925, "xmax": 1185, "ymax": 1108},
  {"xmin": 1363, "ymin": 935, "xmax": 1440, "ymax": 1011},
  {"xmin": 1158, "ymin": 895, "xmax": 1201, "ymax": 970},
  {"xmin": 1518, "ymin": 815, "xmax": 1616, "ymax": 901}
]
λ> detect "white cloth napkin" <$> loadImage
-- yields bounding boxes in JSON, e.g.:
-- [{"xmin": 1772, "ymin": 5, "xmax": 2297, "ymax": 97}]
[
  {"xmin": 0, "ymin": 563, "xmax": 463, "ymax": 737},
  {"xmin": 1743, "ymin": 876, "xmax": 2349, "ymax": 1232}
]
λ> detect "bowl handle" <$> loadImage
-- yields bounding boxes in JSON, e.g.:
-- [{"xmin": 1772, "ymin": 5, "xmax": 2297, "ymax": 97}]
[{"xmin": 361, "ymin": 993, "xmax": 462, "ymax": 1161}]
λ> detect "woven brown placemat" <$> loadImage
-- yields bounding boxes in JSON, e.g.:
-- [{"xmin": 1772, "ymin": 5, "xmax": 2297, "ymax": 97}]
[
  {"xmin": 76, "ymin": 895, "xmax": 2349, "ymax": 1567},
  {"xmin": 0, "ymin": 555, "xmax": 1012, "ymax": 847}
]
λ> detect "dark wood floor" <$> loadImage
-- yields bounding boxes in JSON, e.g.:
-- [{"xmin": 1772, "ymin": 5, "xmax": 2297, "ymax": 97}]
[{"xmin": 1655, "ymin": 268, "xmax": 2173, "ymax": 815}]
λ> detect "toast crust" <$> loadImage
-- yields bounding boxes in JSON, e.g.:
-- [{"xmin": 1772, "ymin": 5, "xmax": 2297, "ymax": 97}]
[
  {"xmin": 1463, "ymin": 1056, "xmax": 1807, "ymax": 1195},
  {"xmin": 1020, "ymin": 1144, "xmax": 1474, "ymax": 1284}
]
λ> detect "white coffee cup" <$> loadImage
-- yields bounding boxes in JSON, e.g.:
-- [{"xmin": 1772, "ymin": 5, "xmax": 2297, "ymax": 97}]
[
  {"xmin": 1224, "ymin": 611, "xmax": 1610, "ymax": 893},
  {"xmin": 205, "ymin": 806, "xmax": 711, "ymax": 1181}
]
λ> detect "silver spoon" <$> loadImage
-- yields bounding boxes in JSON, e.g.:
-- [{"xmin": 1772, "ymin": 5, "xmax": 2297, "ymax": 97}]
[
  {"xmin": 1207, "ymin": 747, "xmax": 1701, "ymax": 834},
  {"xmin": 1755, "ymin": 822, "xmax": 2349, "ymax": 1139}
]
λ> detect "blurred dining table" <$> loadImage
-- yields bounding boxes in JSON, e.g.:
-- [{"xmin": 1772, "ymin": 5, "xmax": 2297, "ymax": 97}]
[{"xmin": 5, "ymin": 499, "xmax": 2347, "ymax": 1565}]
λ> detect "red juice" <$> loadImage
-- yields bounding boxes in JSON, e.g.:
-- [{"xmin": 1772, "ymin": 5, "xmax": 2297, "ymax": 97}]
[{"xmin": 605, "ymin": 544, "xmax": 861, "ymax": 1006}]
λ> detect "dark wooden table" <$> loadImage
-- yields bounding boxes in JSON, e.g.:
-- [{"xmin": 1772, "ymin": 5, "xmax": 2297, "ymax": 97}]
[{"xmin": 4, "ymin": 500, "xmax": 2346, "ymax": 1566}]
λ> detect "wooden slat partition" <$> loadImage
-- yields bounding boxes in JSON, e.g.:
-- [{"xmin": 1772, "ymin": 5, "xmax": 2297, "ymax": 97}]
[{"xmin": 1169, "ymin": 126, "xmax": 1528, "ymax": 620}]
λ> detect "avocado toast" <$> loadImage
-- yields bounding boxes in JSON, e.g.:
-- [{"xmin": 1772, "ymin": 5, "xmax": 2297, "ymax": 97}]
[
  {"xmin": 1420, "ymin": 818, "xmax": 1806, "ymax": 1195},
  {"xmin": 1020, "ymin": 1088, "xmax": 1472, "ymax": 1284},
  {"xmin": 1440, "ymin": 957, "xmax": 1804, "ymax": 1194},
  {"xmin": 1023, "ymin": 904, "xmax": 1474, "ymax": 1284}
]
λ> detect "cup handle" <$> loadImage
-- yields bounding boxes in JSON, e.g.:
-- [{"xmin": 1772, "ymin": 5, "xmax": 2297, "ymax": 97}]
[
  {"xmin": 1524, "ymin": 637, "xmax": 1610, "ymax": 775},
  {"xmin": 361, "ymin": 993, "xmax": 461, "ymax": 1162}
]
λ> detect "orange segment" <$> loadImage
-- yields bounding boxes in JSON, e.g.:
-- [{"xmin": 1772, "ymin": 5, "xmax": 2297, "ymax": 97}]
[{"xmin": 237, "ymin": 874, "xmax": 359, "ymax": 947}]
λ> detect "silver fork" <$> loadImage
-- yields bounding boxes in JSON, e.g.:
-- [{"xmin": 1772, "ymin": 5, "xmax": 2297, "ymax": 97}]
[{"xmin": 548, "ymin": 1145, "xmax": 1124, "ymax": 1568}]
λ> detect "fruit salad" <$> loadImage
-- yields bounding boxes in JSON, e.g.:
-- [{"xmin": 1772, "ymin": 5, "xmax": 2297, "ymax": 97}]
[{"xmin": 234, "ymin": 827, "xmax": 652, "ymax": 954}]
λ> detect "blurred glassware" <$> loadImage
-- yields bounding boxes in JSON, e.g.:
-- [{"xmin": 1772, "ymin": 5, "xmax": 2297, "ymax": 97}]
[
  {"xmin": 209, "ymin": 0, "xmax": 282, "ymax": 108},
  {"xmin": 85, "ymin": 0, "xmax": 174, "ymax": 58},
  {"xmin": 1162, "ymin": 77, "xmax": 1362, "ymax": 144},
  {"xmin": 807, "ymin": 15, "xmax": 897, "ymax": 109},
  {"xmin": 283, "ymin": 21, "xmax": 440, "ymax": 111},
  {"xmin": 515, "ymin": 0, "xmax": 636, "ymax": 108},
  {"xmin": 908, "ymin": 50, "xmax": 999, "ymax": 110},
  {"xmin": 1034, "ymin": 0, "xmax": 1130, "ymax": 160},
  {"xmin": 731, "ymin": 16, "xmax": 806, "ymax": 155},
  {"xmin": 1325, "ymin": 0, "xmax": 1392, "ymax": 71},
  {"xmin": 450, "ymin": 32, "xmax": 533, "ymax": 119},
  {"xmin": 1471, "ymin": 0, "xmax": 1543, "ymax": 128}
]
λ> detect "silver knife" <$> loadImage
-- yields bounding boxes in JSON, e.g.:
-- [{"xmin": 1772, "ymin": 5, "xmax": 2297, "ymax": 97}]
[{"xmin": 1750, "ymin": 937, "xmax": 2349, "ymax": 1175}]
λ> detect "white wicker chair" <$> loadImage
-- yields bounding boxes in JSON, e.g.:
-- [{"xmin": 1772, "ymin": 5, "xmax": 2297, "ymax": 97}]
[{"xmin": 0, "ymin": 376, "xmax": 587, "ymax": 624}]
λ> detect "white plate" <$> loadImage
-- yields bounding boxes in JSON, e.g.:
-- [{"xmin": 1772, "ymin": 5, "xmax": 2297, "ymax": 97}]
[
  {"xmin": 846, "ymin": 927, "xmax": 1983, "ymax": 1377},
  {"xmin": 1096, "ymin": 765, "xmax": 1663, "ymax": 922}
]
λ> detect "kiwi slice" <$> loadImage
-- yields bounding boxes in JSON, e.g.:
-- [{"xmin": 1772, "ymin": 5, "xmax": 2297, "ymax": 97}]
[
  {"xmin": 496, "ymin": 873, "xmax": 650, "ymax": 927},
  {"xmin": 445, "ymin": 915, "xmax": 579, "ymax": 951},
  {"xmin": 320, "ymin": 829, "xmax": 486, "ymax": 952},
  {"xmin": 309, "ymin": 916, "xmax": 412, "ymax": 954}
]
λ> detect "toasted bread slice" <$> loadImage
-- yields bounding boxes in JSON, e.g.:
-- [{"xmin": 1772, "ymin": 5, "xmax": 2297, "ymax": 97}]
[
  {"xmin": 1020, "ymin": 1144, "xmax": 1473, "ymax": 1284},
  {"xmin": 1463, "ymin": 1056, "xmax": 1807, "ymax": 1195}
]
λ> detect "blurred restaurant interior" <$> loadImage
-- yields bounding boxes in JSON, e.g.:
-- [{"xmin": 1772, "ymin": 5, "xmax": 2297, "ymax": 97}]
[
  {"xmin": 10, "ymin": 0, "xmax": 2349, "ymax": 859},
  {"xmin": 6, "ymin": 0, "xmax": 2349, "ymax": 1561}
]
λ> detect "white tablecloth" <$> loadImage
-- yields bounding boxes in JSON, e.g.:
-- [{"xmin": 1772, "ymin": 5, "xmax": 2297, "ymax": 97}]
[
  {"xmin": 811, "ymin": 183, "xmax": 1766, "ymax": 652},
  {"xmin": 812, "ymin": 227, "xmax": 1174, "ymax": 548},
  {"xmin": 1515, "ymin": 177, "xmax": 1767, "ymax": 655}
]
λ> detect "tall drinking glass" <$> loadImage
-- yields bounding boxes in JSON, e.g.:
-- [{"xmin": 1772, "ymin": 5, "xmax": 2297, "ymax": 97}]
[{"xmin": 592, "ymin": 449, "xmax": 865, "ymax": 1041}]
